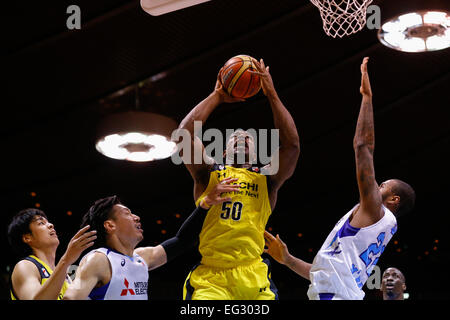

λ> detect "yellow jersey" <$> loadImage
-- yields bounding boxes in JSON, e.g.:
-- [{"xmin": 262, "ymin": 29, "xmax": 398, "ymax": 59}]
[
  {"xmin": 10, "ymin": 255, "xmax": 69, "ymax": 300},
  {"xmin": 195, "ymin": 164, "xmax": 272, "ymax": 268}
]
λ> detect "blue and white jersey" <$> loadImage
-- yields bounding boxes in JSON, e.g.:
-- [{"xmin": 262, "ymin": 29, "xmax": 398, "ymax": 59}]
[
  {"xmin": 307, "ymin": 205, "xmax": 397, "ymax": 300},
  {"xmin": 84, "ymin": 247, "xmax": 149, "ymax": 300}
]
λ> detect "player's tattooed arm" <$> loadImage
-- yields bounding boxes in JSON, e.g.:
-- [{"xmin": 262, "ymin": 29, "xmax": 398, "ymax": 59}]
[{"xmin": 353, "ymin": 57, "xmax": 383, "ymax": 224}]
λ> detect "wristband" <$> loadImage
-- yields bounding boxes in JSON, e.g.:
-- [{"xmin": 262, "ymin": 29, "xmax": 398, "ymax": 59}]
[{"xmin": 200, "ymin": 198, "xmax": 212, "ymax": 209}]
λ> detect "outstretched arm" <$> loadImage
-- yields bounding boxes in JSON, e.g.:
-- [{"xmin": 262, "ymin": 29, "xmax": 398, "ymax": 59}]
[
  {"xmin": 352, "ymin": 57, "xmax": 383, "ymax": 227},
  {"xmin": 264, "ymin": 231, "xmax": 311, "ymax": 280},
  {"xmin": 252, "ymin": 59, "xmax": 300, "ymax": 190},
  {"xmin": 177, "ymin": 75, "xmax": 244, "ymax": 200},
  {"xmin": 135, "ymin": 178, "xmax": 240, "ymax": 270}
]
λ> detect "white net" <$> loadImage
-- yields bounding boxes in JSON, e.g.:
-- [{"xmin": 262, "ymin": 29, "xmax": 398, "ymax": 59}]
[{"xmin": 310, "ymin": 0, "xmax": 373, "ymax": 38}]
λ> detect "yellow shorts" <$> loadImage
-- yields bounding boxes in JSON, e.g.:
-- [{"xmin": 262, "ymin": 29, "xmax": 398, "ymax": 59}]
[{"xmin": 183, "ymin": 258, "xmax": 278, "ymax": 300}]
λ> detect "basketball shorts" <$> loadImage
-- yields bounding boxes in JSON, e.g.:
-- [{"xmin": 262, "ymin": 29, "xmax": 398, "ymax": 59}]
[{"xmin": 183, "ymin": 258, "xmax": 278, "ymax": 300}]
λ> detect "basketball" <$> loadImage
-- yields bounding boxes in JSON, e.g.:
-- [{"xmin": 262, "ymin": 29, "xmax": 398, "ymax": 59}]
[{"xmin": 219, "ymin": 55, "xmax": 261, "ymax": 99}]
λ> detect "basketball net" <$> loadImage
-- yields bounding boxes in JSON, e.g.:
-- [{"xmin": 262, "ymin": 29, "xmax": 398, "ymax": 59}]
[{"xmin": 310, "ymin": 0, "xmax": 373, "ymax": 38}]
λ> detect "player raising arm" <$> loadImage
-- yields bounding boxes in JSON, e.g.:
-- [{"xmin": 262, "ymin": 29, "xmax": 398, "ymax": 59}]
[
  {"xmin": 264, "ymin": 57, "xmax": 415, "ymax": 300},
  {"xmin": 178, "ymin": 57, "xmax": 300, "ymax": 300},
  {"xmin": 8, "ymin": 209, "xmax": 96, "ymax": 300}
]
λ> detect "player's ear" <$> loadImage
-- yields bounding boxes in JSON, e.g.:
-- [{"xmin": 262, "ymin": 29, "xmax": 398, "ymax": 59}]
[
  {"xmin": 104, "ymin": 220, "xmax": 116, "ymax": 234},
  {"xmin": 22, "ymin": 233, "xmax": 32, "ymax": 245},
  {"xmin": 386, "ymin": 195, "xmax": 400, "ymax": 208},
  {"xmin": 392, "ymin": 195, "xmax": 400, "ymax": 204}
]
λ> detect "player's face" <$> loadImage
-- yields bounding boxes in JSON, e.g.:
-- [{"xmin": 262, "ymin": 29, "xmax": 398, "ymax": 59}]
[
  {"xmin": 379, "ymin": 180, "xmax": 396, "ymax": 201},
  {"xmin": 225, "ymin": 131, "xmax": 256, "ymax": 164},
  {"xmin": 381, "ymin": 268, "xmax": 405, "ymax": 297},
  {"xmin": 111, "ymin": 204, "xmax": 144, "ymax": 243},
  {"xmin": 26, "ymin": 215, "xmax": 59, "ymax": 249}
]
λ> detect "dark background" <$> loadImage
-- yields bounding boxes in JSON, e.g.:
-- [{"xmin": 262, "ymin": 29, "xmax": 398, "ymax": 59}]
[{"xmin": 1, "ymin": 0, "xmax": 449, "ymax": 300}]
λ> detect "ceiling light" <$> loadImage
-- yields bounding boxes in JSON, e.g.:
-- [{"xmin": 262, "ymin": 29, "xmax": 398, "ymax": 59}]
[
  {"xmin": 140, "ymin": 0, "xmax": 211, "ymax": 16},
  {"xmin": 96, "ymin": 111, "xmax": 177, "ymax": 162},
  {"xmin": 378, "ymin": 10, "xmax": 450, "ymax": 52}
]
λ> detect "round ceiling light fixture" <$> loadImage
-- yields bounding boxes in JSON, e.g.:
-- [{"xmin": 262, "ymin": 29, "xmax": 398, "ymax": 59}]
[
  {"xmin": 95, "ymin": 111, "xmax": 178, "ymax": 162},
  {"xmin": 378, "ymin": 11, "xmax": 450, "ymax": 53}
]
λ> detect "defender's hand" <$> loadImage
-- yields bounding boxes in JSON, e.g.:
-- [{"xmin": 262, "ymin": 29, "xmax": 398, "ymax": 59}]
[
  {"xmin": 360, "ymin": 57, "xmax": 372, "ymax": 97},
  {"xmin": 201, "ymin": 177, "xmax": 240, "ymax": 208},
  {"xmin": 264, "ymin": 230, "xmax": 289, "ymax": 265}
]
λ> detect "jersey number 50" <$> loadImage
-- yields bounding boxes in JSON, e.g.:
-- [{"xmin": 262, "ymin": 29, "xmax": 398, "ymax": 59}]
[{"xmin": 220, "ymin": 201, "xmax": 243, "ymax": 221}]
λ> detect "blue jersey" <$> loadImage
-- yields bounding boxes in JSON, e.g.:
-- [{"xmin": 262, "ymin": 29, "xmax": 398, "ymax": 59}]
[
  {"xmin": 308, "ymin": 205, "xmax": 397, "ymax": 300},
  {"xmin": 84, "ymin": 248, "xmax": 149, "ymax": 300}
]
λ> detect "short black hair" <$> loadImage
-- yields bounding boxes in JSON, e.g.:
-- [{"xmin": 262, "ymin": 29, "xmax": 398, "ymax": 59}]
[
  {"xmin": 391, "ymin": 179, "xmax": 416, "ymax": 217},
  {"xmin": 81, "ymin": 196, "xmax": 121, "ymax": 249},
  {"xmin": 383, "ymin": 267, "xmax": 406, "ymax": 283},
  {"xmin": 7, "ymin": 208, "xmax": 48, "ymax": 258}
]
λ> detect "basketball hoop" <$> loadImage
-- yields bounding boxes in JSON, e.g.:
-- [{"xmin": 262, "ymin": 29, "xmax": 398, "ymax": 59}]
[{"xmin": 310, "ymin": 0, "xmax": 373, "ymax": 38}]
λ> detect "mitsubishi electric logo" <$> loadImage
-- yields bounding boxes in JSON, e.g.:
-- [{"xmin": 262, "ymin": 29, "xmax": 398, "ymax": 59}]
[
  {"xmin": 120, "ymin": 278, "xmax": 135, "ymax": 296},
  {"xmin": 120, "ymin": 278, "xmax": 148, "ymax": 296}
]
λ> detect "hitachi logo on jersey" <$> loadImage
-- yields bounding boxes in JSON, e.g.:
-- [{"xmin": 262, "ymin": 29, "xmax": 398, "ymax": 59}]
[
  {"xmin": 219, "ymin": 178, "xmax": 259, "ymax": 192},
  {"xmin": 239, "ymin": 181, "xmax": 258, "ymax": 192},
  {"xmin": 227, "ymin": 180, "xmax": 259, "ymax": 190}
]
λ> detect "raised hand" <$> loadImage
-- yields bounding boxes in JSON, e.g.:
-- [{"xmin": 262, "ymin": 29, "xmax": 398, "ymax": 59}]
[
  {"xmin": 360, "ymin": 57, "xmax": 372, "ymax": 97},
  {"xmin": 61, "ymin": 225, "xmax": 97, "ymax": 265},
  {"xmin": 250, "ymin": 58, "xmax": 276, "ymax": 98}
]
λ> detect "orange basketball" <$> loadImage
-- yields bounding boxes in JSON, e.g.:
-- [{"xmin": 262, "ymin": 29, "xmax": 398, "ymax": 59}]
[{"xmin": 219, "ymin": 55, "xmax": 261, "ymax": 99}]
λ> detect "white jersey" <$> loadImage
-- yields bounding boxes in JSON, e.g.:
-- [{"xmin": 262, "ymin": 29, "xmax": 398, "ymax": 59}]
[
  {"xmin": 84, "ymin": 247, "xmax": 149, "ymax": 300},
  {"xmin": 308, "ymin": 205, "xmax": 397, "ymax": 300}
]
